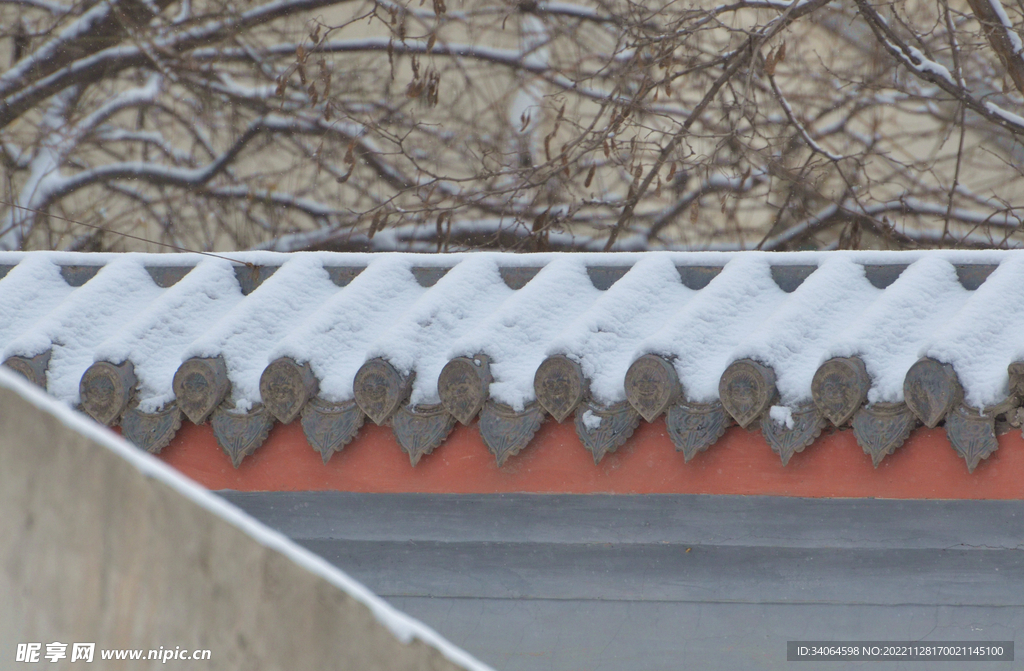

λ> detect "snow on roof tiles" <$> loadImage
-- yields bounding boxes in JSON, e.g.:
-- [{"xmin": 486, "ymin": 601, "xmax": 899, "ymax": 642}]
[{"xmin": 2, "ymin": 249, "xmax": 1023, "ymax": 472}]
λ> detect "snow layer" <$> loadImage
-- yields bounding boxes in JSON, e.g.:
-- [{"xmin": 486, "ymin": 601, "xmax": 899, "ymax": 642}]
[
  {"xmin": 545, "ymin": 255, "xmax": 694, "ymax": 405},
  {"xmin": 0, "ymin": 367, "xmax": 495, "ymax": 671},
  {"xmin": 0, "ymin": 255, "xmax": 74, "ymax": 345},
  {"xmin": 93, "ymin": 259, "xmax": 243, "ymax": 411},
  {"xmin": 271, "ymin": 255, "xmax": 427, "ymax": 403},
  {"xmin": 925, "ymin": 256, "xmax": 1024, "ymax": 408},
  {"xmin": 826, "ymin": 256, "xmax": 970, "ymax": 404},
  {"xmin": 730, "ymin": 257, "xmax": 880, "ymax": 404},
  {"xmin": 363, "ymin": 255, "xmax": 514, "ymax": 406},
  {"xmin": 4, "ymin": 249, "xmax": 1024, "ymax": 415},
  {"xmin": 449, "ymin": 257, "xmax": 603, "ymax": 410},
  {"xmin": 185, "ymin": 255, "xmax": 339, "ymax": 411},
  {"xmin": 637, "ymin": 255, "xmax": 787, "ymax": 403},
  {"xmin": 2, "ymin": 257, "xmax": 165, "ymax": 405}
]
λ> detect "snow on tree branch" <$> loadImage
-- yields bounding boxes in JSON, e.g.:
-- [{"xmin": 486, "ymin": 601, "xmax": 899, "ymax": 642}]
[{"xmin": 3, "ymin": 0, "xmax": 1024, "ymax": 252}]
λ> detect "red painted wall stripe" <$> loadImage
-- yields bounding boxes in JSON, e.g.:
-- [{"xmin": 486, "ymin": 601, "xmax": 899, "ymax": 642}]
[{"xmin": 145, "ymin": 419, "xmax": 1024, "ymax": 499}]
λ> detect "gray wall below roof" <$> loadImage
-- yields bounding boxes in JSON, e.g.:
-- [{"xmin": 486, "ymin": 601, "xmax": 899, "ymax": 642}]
[
  {"xmin": 220, "ymin": 491, "xmax": 1024, "ymax": 671},
  {"xmin": 0, "ymin": 385, "xmax": 469, "ymax": 671}
]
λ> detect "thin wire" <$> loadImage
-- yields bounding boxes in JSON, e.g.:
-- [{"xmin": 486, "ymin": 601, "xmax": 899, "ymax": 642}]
[{"xmin": 0, "ymin": 199, "xmax": 250, "ymax": 266}]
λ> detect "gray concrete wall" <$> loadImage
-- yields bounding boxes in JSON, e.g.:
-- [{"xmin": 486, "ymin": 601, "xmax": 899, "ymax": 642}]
[
  {"xmin": 223, "ymin": 491, "xmax": 1024, "ymax": 671},
  {"xmin": 0, "ymin": 376, "xmax": 475, "ymax": 671}
]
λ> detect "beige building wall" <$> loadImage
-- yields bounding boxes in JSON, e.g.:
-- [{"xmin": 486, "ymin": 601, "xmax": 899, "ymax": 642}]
[{"xmin": 0, "ymin": 368, "xmax": 484, "ymax": 671}]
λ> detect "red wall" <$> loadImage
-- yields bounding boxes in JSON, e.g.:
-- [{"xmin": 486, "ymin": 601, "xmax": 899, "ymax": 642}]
[{"xmin": 150, "ymin": 418, "xmax": 1024, "ymax": 499}]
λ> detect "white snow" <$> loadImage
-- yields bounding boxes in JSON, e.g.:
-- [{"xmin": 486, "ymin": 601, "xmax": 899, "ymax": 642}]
[
  {"xmin": 271, "ymin": 255, "xmax": 427, "ymax": 403},
  {"xmin": 637, "ymin": 255, "xmax": 787, "ymax": 403},
  {"xmin": 906, "ymin": 46, "xmax": 956, "ymax": 86},
  {"xmin": 185, "ymin": 255, "xmax": 340, "ymax": 411},
  {"xmin": 93, "ymin": 259, "xmax": 243, "ymax": 412},
  {"xmin": 987, "ymin": 0, "xmax": 1024, "ymax": 55},
  {"xmin": 363, "ymin": 255, "xmax": 513, "ymax": 406},
  {"xmin": 925, "ymin": 256, "xmax": 1024, "ymax": 408},
  {"xmin": 0, "ymin": 366, "xmax": 495, "ymax": 671},
  {"xmin": 581, "ymin": 409, "xmax": 602, "ymax": 429},
  {"xmin": 0, "ymin": 255, "xmax": 74, "ymax": 345},
  {"xmin": 5, "ymin": 249, "xmax": 1024, "ymax": 414},
  {"xmin": 730, "ymin": 257, "xmax": 880, "ymax": 404},
  {"xmin": 985, "ymin": 101, "xmax": 1024, "ymax": 130},
  {"xmin": 825, "ymin": 256, "xmax": 970, "ymax": 404},
  {"xmin": 2, "ymin": 257, "xmax": 165, "ymax": 406},
  {"xmin": 545, "ymin": 255, "xmax": 694, "ymax": 405},
  {"xmin": 449, "ymin": 257, "xmax": 603, "ymax": 410},
  {"xmin": 769, "ymin": 405, "xmax": 794, "ymax": 429}
]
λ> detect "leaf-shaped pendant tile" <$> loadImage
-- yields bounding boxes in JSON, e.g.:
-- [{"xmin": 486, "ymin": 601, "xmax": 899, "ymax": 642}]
[
  {"xmin": 438, "ymin": 355, "xmax": 491, "ymax": 425},
  {"xmin": 80, "ymin": 360, "xmax": 136, "ymax": 426},
  {"xmin": 212, "ymin": 404, "xmax": 274, "ymax": 468},
  {"xmin": 391, "ymin": 403, "xmax": 456, "ymax": 466},
  {"xmin": 260, "ymin": 357, "xmax": 318, "ymax": 424},
  {"xmin": 121, "ymin": 402, "xmax": 182, "ymax": 454},
  {"xmin": 666, "ymin": 401, "xmax": 729, "ymax": 462},
  {"xmin": 945, "ymin": 405, "xmax": 998, "ymax": 473},
  {"xmin": 760, "ymin": 404, "xmax": 823, "ymax": 466},
  {"xmin": 574, "ymin": 401, "xmax": 640, "ymax": 464},
  {"xmin": 479, "ymin": 401, "xmax": 544, "ymax": 467},
  {"xmin": 173, "ymin": 356, "xmax": 230, "ymax": 425},
  {"xmin": 903, "ymin": 358, "xmax": 961, "ymax": 428},
  {"xmin": 300, "ymin": 397, "xmax": 365, "ymax": 464},
  {"xmin": 353, "ymin": 358, "xmax": 413, "ymax": 425},
  {"xmin": 811, "ymin": 356, "xmax": 870, "ymax": 427},
  {"xmin": 852, "ymin": 402, "xmax": 916, "ymax": 467},
  {"xmin": 534, "ymin": 355, "xmax": 587, "ymax": 423}
]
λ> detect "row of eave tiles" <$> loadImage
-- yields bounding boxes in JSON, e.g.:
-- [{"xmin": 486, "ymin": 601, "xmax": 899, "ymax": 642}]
[{"xmin": 2, "ymin": 251, "xmax": 1024, "ymax": 473}]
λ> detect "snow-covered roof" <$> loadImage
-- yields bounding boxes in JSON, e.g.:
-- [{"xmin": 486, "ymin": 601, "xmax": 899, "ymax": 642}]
[{"xmin": 2, "ymin": 249, "xmax": 1023, "ymax": 472}]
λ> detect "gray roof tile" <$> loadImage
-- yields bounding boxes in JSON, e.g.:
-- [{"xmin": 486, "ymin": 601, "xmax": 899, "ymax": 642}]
[{"xmin": 2, "ymin": 250, "xmax": 1024, "ymax": 470}]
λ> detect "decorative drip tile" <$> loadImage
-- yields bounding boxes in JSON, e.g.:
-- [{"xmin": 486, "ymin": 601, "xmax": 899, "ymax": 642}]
[
  {"xmin": 353, "ymin": 358, "xmax": 413, "ymax": 425},
  {"xmin": 499, "ymin": 267, "xmax": 542, "ymax": 290},
  {"xmin": 769, "ymin": 264, "xmax": 816, "ymax": 293},
  {"xmin": 391, "ymin": 403, "xmax": 457, "ymax": 466},
  {"xmin": 7, "ymin": 251, "xmax": 1024, "ymax": 480},
  {"xmin": 478, "ymin": 401, "xmax": 544, "ymax": 467},
  {"xmin": 862, "ymin": 264, "xmax": 908, "ymax": 289},
  {"xmin": 945, "ymin": 405, "xmax": 999, "ymax": 473},
  {"xmin": 719, "ymin": 359, "xmax": 777, "ymax": 429},
  {"xmin": 173, "ymin": 356, "xmax": 230, "ymax": 425},
  {"xmin": 233, "ymin": 264, "xmax": 278, "ymax": 295},
  {"xmin": 903, "ymin": 358, "xmax": 962, "ymax": 428},
  {"xmin": 121, "ymin": 403, "xmax": 182, "ymax": 454},
  {"xmin": 59, "ymin": 264, "xmax": 101, "ymax": 287},
  {"xmin": 585, "ymin": 265, "xmax": 630, "ymax": 290},
  {"xmin": 760, "ymin": 404, "xmax": 824, "ymax": 466},
  {"xmin": 574, "ymin": 401, "xmax": 640, "ymax": 464},
  {"xmin": 1008, "ymin": 361, "xmax": 1024, "ymax": 398},
  {"xmin": 665, "ymin": 401, "xmax": 729, "ymax": 462},
  {"xmin": 438, "ymin": 355, "xmax": 492, "ymax": 425},
  {"xmin": 624, "ymin": 354, "xmax": 681, "ymax": 423},
  {"xmin": 79, "ymin": 360, "xmax": 136, "ymax": 426},
  {"xmin": 675, "ymin": 265, "xmax": 722, "ymax": 290},
  {"xmin": 3, "ymin": 350, "xmax": 50, "ymax": 387},
  {"xmin": 145, "ymin": 265, "xmax": 194, "ymax": 288},
  {"xmin": 211, "ymin": 404, "xmax": 274, "ymax": 467},
  {"xmin": 411, "ymin": 266, "xmax": 451, "ymax": 287},
  {"xmin": 534, "ymin": 355, "xmax": 587, "ymax": 423},
  {"xmin": 811, "ymin": 357, "xmax": 870, "ymax": 427},
  {"xmin": 852, "ymin": 402, "xmax": 916, "ymax": 467},
  {"xmin": 259, "ymin": 357, "xmax": 318, "ymax": 424},
  {"xmin": 300, "ymin": 397, "xmax": 365, "ymax": 464}
]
